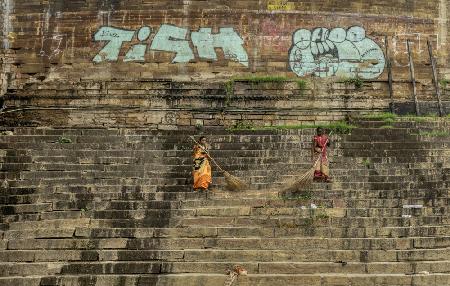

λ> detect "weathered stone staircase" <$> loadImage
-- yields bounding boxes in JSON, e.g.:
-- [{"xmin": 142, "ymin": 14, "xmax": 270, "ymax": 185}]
[{"xmin": 0, "ymin": 119, "xmax": 449, "ymax": 286}]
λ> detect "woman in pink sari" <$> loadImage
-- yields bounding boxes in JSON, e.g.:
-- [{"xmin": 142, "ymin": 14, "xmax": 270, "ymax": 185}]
[{"xmin": 311, "ymin": 127, "xmax": 332, "ymax": 182}]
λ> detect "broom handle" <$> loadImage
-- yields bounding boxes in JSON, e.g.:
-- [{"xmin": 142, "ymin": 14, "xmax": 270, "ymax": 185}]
[{"xmin": 189, "ymin": 136, "xmax": 226, "ymax": 173}]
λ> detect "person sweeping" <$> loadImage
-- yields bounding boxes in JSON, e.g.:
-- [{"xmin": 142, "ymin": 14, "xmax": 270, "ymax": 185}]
[
  {"xmin": 192, "ymin": 136, "xmax": 212, "ymax": 191},
  {"xmin": 312, "ymin": 127, "xmax": 332, "ymax": 182},
  {"xmin": 190, "ymin": 136, "xmax": 247, "ymax": 192},
  {"xmin": 280, "ymin": 128, "xmax": 332, "ymax": 194}
]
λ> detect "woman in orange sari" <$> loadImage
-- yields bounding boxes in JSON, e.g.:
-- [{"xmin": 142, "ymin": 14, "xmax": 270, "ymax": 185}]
[
  {"xmin": 192, "ymin": 136, "xmax": 212, "ymax": 191},
  {"xmin": 312, "ymin": 127, "xmax": 332, "ymax": 182}
]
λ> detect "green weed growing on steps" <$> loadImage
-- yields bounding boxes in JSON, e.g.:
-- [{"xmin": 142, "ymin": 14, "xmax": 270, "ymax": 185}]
[
  {"xmin": 57, "ymin": 136, "xmax": 72, "ymax": 144},
  {"xmin": 364, "ymin": 112, "xmax": 448, "ymax": 123},
  {"xmin": 228, "ymin": 121, "xmax": 356, "ymax": 134},
  {"xmin": 362, "ymin": 158, "xmax": 371, "ymax": 168},
  {"xmin": 416, "ymin": 131, "xmax": 450, "ymax": 137},
  {"xmin": 363, "ymin": 112, "xmax": 397, "ymax": 122},
  {"xmin": 295, "ymin": 79, "xmax": 308, "ymax": 94},
  {"xmin": 339, "ymin": 77, "xmax": 364, "ymax": 89},
  {"xmin": 401, "ymin": 113, "xmax": 442, "ymax": 122},
  {"xmin": 227, "ymin": 120, "xmax": 255, "ymax": 131},
  {"xmin": 379, "ymin": 125, "xmax": 394, "ymax": 129},
  {"xmin": 314, "ymin": 211, "xmax": 330, "ymax": 220}
]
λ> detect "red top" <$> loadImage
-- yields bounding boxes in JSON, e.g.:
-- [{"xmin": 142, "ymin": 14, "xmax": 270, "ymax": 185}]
[{"xmin": 314, "ymin": 135, "xmax": 329, "ymax": 158}]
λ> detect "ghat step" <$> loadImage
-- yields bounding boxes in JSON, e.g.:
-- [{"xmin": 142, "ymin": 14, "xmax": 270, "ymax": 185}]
[{"xmin": 1, "ymin": 273, "xmax": 450, "ymax": 286}]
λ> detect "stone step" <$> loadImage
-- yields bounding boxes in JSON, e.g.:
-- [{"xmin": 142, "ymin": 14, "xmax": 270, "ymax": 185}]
[
  {"xmin": 4, "ymin": 176, "xmax": 447, "ymax": 192},
  {"xmin": 1, "ymin": 210, "xmax": 84, "ymax": 224},
  {"xmin": 0, "ymin": 189, "xmax": 206, "ymax": 202},
  {"xmin": 181, "ymin": 206, "xmax": 445, "ymax": 217},
  {"xmin": 62, "ymin": 225, "xmax": 450, "ymax": 239},
  {"xmin": 6, "ymin": 236, "xmax": 450, "ymax": 251},
  {"xmin": 5, "ymin": 222, "xmax": 450, "ymax": 240},
  {"xmin": 6, "ymin": 218, "xmax": 91, "ymax": 231},
  {"xmin": 2, "ymin": 204, "xmax": 447, "ymax": 225},
  {"xmin": 179, "ymin": 216, "xmax": 448, "ymax": 228},
  {"xmin": 2, "ymin": 163, "xmax": 446, "ymax": 179},
  {"xmin": 181, "ymin": 198, "xmax": 448, "ymax": 208},
  {"xmin": 1, "ymin": 272, "xmax": 449, "ymax": 286},
  {"xmin": 0, "ymin": 203, "xmax": 53, "ymax": 215},
  {"xmin": 2, "ymin": 247, "xmax": 450, "ymax": 263},
  {"xmin": 354, "ymin": 120, "xmax": 450, "ymax": 128},
  {"xmin": 2, "ymin": 144, "xmax": 448, "ymax": 157},
  {"xmin": 214, "ymin": 188, "xmax": 450, "ymax": 200},
  {"xmin": 1, "ymin": 260, "xmax": 449, "ymax": 276},
  {"xmin": 2, "ymin": 187, "xmax": 447, "ymax": 205},
  {"xmin": 1, "ymin": 159, "xmax": 446, "ymax": 175},
  {"xmin": 37, "ymin": 197, "xmax": 444, "ymax": 210},
  {"xmin": 59, "ymin": 198, "xmax": 430, "ymax": 211}
]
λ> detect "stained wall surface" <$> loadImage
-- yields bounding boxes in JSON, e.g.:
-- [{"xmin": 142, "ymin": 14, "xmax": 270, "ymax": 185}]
[{"xmin": 0, "ymin": 0, "xmax": 449, "ymax": 127}]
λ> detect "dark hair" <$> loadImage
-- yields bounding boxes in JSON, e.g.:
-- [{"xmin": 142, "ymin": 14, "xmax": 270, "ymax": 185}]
[
  {"xmin": 199, "ymin": 136, "xmax": 206, "ymax": 141},
  {"xmin": 316, "ymin": 127, "xmax": 323, "ymax": 132}
]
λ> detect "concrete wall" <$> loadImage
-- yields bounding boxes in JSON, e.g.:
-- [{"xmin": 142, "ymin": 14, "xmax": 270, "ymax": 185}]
[{"xmin": 0, "ymin": 0, "xmax": 449, "ymax": 127}]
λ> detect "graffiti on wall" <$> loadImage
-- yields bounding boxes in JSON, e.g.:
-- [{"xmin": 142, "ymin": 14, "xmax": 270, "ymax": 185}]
[
  {"xmin": 39, "ymin": 34, "xmax": 66, "ymax": 60},
  {"xmin": 391, "ymin": 33, "xmax": 438, "ymax": 67},
  {"xmin": 288, "ymin": 26, "xmax": 385, "ymax": 79},
  {"xmin": 93, "ymin": 24, "xmax": 249, "ymax": 67}
]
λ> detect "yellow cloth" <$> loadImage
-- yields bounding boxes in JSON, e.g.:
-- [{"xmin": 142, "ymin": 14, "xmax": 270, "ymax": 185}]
[{"xmin": 192, "ymin": 144, "xmax": 212, "ymax": 190}]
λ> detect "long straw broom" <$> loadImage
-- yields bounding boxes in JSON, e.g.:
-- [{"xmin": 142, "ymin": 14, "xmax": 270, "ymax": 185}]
[
  {"xmin": 189, "ymin": 136, "xmax": 248, "ymax": 191},
  {"xmin": 280, "ymin": 133, "xmax": 331, "ymax": 194}
]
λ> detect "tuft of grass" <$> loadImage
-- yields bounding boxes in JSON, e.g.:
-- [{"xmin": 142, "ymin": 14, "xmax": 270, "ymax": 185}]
[
  {"xmin": 417, "ymin": 131, "xmax": 450, "ymax": 137},
  {"xmin": 224, "ymin": 80, "xmax": 234, "ymax": 106},
  {"xmin": 340, "ymin": 77, "xmax": 364, "ymax": 89},
  {"xmin": 315, "ymin": 212, "xmax": 330, "ymax": 220},
  {"xmin": 58, "ymin": 136, "xmax": 72, "ymax": 144},
  {"xmin": 439, "ymin": 79, "xmax": 450, "ymax": 88},
  {"xmin": 326, "ymin": 122, "xmax": 356, "ymax": 134},
  {"xmin": 295, "ymin": 79, "xmax": 308, "ymax": 91},
  {"xmin": 362, "ymin": 158, "xmax": 371, "ymax": 167},
  {"xmin": 227, "ymin": 120, "xmax": 255, "ymax": 131},
  {"xmin": 401, "ymin": 114, "xmax": 439, "ymax": 122},
  {"xmin": 379, "ymin": 125, "xmax": 394, "ymax": 129},
  {"xmin": 364, "ymin": 112, "xmax": 397, "ymax": 122}
]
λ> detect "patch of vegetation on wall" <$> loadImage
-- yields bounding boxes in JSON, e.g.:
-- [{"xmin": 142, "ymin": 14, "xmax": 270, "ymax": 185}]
[
  {"xmin": 439, "ymin": 79, "xmax": 450, "ymax": 88},
  {"xmin": 57, "ymin": 136, "xmax": 72, "ymax": 144},
  {"xmin": 339, "ymin": 77, "xmax": 364, "ymax": 89}
]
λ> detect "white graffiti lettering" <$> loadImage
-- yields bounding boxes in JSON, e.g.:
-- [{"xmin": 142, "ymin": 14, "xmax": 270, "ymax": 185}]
[{"xmin": 93, "ymin": 25, "xmax": 249, "ymax": 66}]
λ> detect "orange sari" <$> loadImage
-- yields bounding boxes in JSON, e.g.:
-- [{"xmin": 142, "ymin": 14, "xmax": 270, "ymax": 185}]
[{"xmin": 192, "ymin": 144, "xmax": 212, "ymax": 190}]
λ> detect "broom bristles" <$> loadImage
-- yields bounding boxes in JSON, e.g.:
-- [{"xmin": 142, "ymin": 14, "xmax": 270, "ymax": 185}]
[
  {"xmin": 223, "ymin": 171, "xmax": 248, "ymax": 191},
  {"xmin": 280, "ymin": 166, "xmax": 315, "ymax": 194}
]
